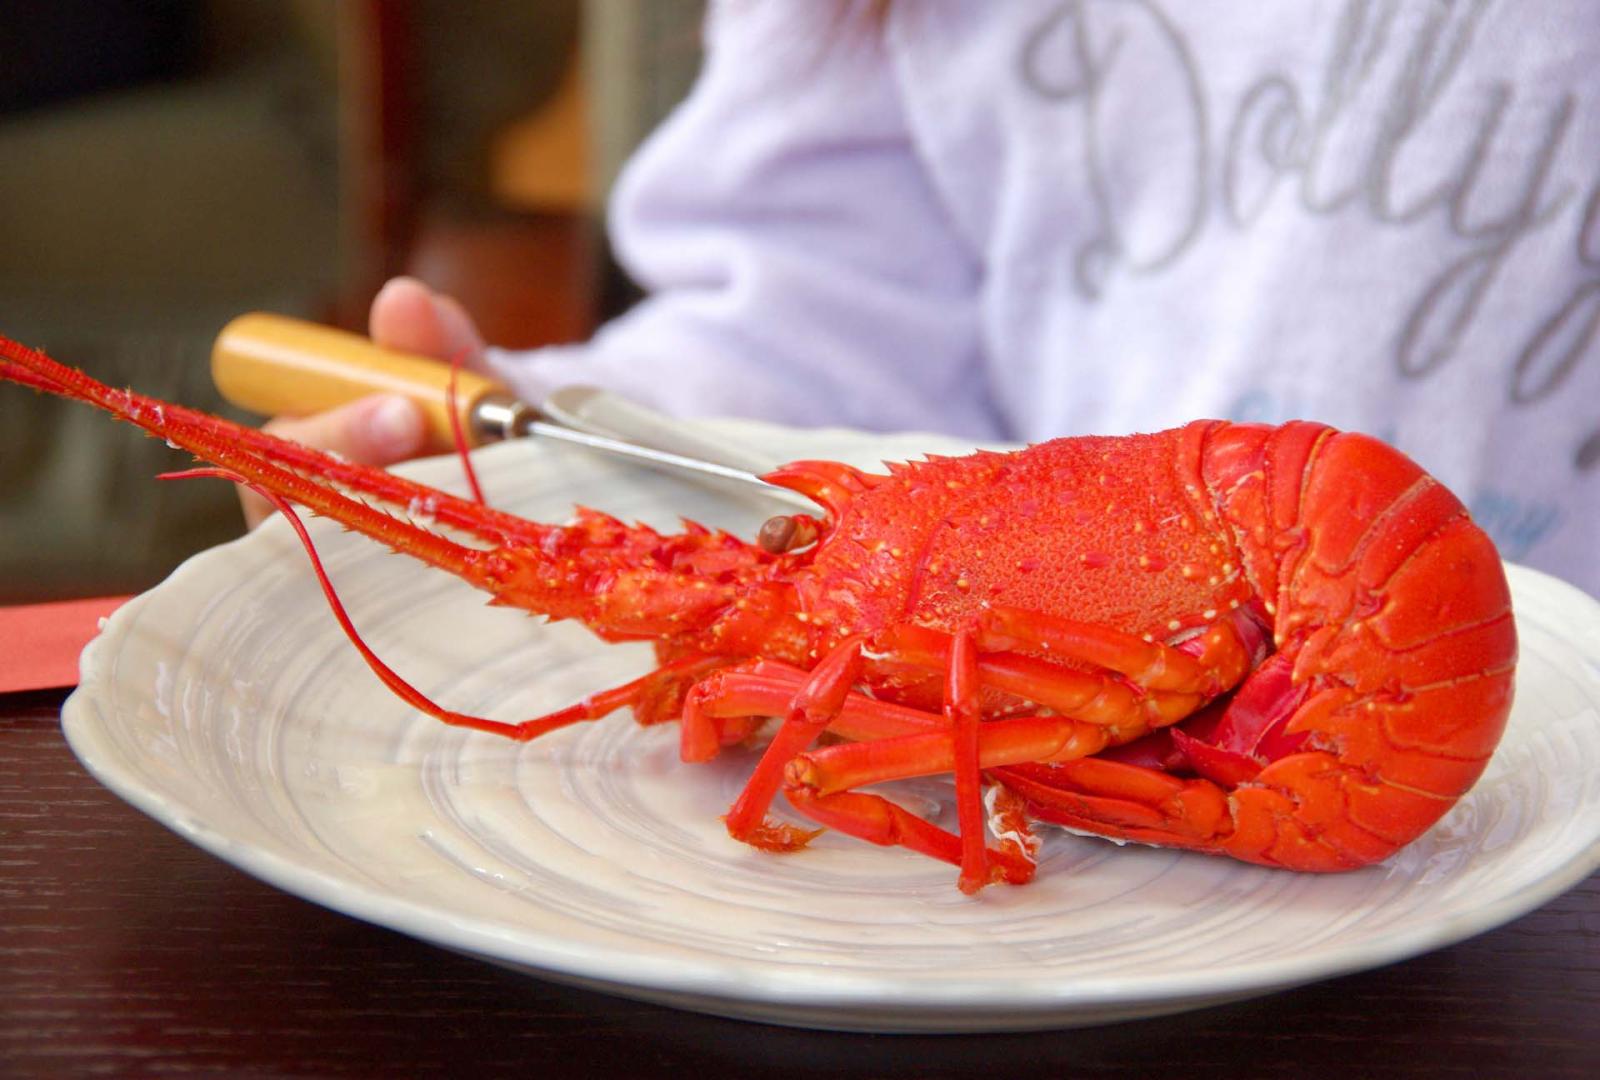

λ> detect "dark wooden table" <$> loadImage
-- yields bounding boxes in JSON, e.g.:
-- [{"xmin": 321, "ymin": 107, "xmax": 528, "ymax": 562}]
[{"xmin": 3, "ymin": 687, "xmax": 1596, "ymax": 1079}]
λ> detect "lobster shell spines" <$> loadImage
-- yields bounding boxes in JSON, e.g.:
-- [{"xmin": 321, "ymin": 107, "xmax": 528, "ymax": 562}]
[{"xmin": 800, "ymin": 430, "xmax": 1253, "ymax": 647}]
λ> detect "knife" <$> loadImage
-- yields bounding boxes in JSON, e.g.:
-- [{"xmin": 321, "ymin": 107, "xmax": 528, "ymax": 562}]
[{"xmin": 210, "ymin": 313, "xmax": 809, "ymax": 509}]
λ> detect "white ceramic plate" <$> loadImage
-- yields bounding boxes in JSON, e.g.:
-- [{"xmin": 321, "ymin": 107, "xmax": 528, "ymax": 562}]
[{"xmin": 64, "ymin": 424, "xmax": 1600, "ymax": 1033}]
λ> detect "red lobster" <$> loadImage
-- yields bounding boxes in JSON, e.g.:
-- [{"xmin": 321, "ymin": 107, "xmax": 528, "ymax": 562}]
[{"xmin": 2, "ymin": 333, "xmax": 1516, "ymax": 893}]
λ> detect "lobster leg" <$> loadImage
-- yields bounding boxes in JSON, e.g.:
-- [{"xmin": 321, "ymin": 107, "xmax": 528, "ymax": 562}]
[
  {"xmin": 973, "ymin": 606, "xmax": 1259, "ymax": 698},
  {"xmin": 722, "ymin": 609, "xmax": 1258, "ymax": 888},
  {"xmin": 713, "ymin": 637, "xmax": 1029, "ymax": 889},
  {"xmin": 774, "ymin": 709, "xmax": 1119, "ymax": 889},
  {"xmin": 697, "ymin": 607, "xmax": 1258, "ymax": 889},
  {"xmin": 787, "ymin": 713, "xmax": 1114, "ymax": 793},
  {"xmin": 947, "ymin": 629, "xmax": 988, "ymax": 892},
  {"xmin": 782, "ymin": 785, "xmax": 1036, "ymax": 887},
  {"xmin": 700, "ymin": 647, "xmax": 1050, "ymax": 891},
  {"xmin": 685, "ymin": 659, "xmax": 1113, "ymax": 766},
  {"xmin": 993, "ymin": 759, "xmax": 1233, "ymax": 846},
  {"xmin": 770, "ymin": 710, "xmax": 1202, "ymax": 884},
  {"xmin": 790, "ymin": 688, "xmax": 1088, "ymax": 889},
  {"xmin": 681, "ymin": 658, "xmax": 956, "ymax": 763},
  {"xmin": 995, "ymin": 661, "xmax": 1516, "ymax": 871},
  {"xmin": 873, "ymin": 616, "xmax": 1255, "ymax": 738},
  {"xmin": 722, "ymin": 637, "xmax": 868, "ymax": 851},
  {"xmin": 990, "ymin": 751, "xmax": 1375, "ymax": 871}
]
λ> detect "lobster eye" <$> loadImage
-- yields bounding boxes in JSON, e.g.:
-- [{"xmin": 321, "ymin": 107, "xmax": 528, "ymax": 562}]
[{"xmin": 758, "ymin": 514, "xmax": 819, "ymax": 554}]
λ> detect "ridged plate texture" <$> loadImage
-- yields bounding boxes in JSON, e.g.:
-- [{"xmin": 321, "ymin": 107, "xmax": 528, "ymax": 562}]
[{"xmin": 64, "ymin": 423, "xmax": 1600, "ymax": 1032}]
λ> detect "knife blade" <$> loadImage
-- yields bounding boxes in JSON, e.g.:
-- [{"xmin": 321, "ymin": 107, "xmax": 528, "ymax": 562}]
[{"xmin": 211, "ymin": 313, "xmax": 810, "ymax": 509}]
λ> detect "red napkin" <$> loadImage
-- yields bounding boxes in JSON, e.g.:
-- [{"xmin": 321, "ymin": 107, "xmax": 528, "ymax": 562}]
[{"xmin": 0, "ymin": 596, "xmax": 133, "ymax": 694}]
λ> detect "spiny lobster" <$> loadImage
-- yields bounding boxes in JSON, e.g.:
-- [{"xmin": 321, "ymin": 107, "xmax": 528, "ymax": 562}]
[{"xmin": 2, "ymin": 333, "xmax": 1516, "ymax": 893}]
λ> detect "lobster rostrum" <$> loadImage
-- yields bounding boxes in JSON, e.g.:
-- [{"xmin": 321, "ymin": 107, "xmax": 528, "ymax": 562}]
[{"xmin": 2, "ymin": 333, "xmax": 1517, "ymax": 893}]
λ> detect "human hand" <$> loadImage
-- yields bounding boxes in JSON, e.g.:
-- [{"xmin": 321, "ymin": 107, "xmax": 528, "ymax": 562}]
[{"xmin": 238, "ymin": 277, "xmax": 487, "ymax": 528}]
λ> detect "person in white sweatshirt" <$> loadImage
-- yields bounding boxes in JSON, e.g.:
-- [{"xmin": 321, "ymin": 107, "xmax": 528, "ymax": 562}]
[{"xmin": 255, "ymin": 0, "xmax": 1600, "ymax": 596}]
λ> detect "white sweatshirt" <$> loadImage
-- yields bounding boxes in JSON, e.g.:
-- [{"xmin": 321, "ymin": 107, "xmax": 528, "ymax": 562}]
[{"xmin": 491, "ymin": 0, "xmax": 1600, "ymax": 596}]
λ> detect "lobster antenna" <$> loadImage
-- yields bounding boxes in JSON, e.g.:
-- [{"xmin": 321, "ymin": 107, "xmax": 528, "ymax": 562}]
[
  {"xmin": 1, "ymin": 335, "xmax": 541, "ymax": 550},
  {"xmin": 444, "ymin": 346, "xmax": 488, "ymax": 506}
]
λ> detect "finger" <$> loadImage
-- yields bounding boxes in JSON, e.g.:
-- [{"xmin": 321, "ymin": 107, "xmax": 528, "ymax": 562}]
[
  {"xmin": 269, "ymin": 393, "xmax": 426, "ymax": 466},
  {"xmin": 433, "ymin": 293, "xmax": 489, "ymax": 371},
  {"xmin": 240, "ymin": 395, "xmax": 425, "ymax": 529},
  {"xmin": 369, "ymin": 276, "xmax": 486, "ymax": 368}
]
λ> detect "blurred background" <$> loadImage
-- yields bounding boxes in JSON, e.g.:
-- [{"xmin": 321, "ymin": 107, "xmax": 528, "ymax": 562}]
[{"xmin": 0, "ymin": 0, "xmax": 704, "ymax": 602}]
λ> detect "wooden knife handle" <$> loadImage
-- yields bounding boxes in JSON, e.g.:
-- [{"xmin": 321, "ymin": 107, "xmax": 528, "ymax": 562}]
[{"xmin": 211, "ymin": 312, "xmax": 505, "ymax": 452}]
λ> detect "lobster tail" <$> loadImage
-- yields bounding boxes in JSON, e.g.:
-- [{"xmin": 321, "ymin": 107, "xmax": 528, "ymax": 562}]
[
  {"xmin": 1193, "ymin": 422, "xmax": 1517, "ymax": 867},
  {"xmin": 975, "ymin": 422, "xmax": 1515, "ymax": 876}
]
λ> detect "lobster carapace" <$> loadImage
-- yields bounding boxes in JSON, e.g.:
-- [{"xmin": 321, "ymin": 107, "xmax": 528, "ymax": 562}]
[{"xmin": 1, "ymin": 333, "xmax": 1516, "ymax": 893}]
